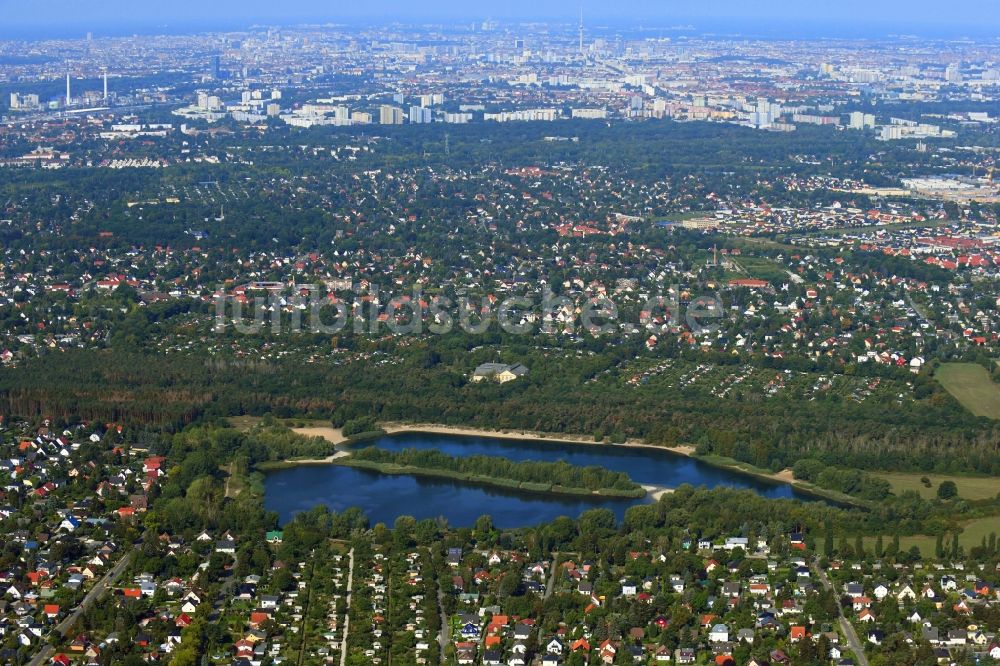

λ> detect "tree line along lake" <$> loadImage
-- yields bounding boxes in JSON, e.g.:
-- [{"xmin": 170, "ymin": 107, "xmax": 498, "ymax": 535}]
[{"xmin": 263, "ymin": 432, "xmax": 823, "ymax": 527}]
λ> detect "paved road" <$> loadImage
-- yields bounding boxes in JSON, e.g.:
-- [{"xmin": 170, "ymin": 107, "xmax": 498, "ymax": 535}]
[
  {"xmin": 813, "ymin": 560, "xmax": 869, "ymax": 666},
  {"xmin": 340, "ymin": 547, "xmax": 355, "ymax": 666},
  {"xmin": 905, "ymin": 291, "xmax": 933, "ymax": 328},
  {"xmin": 295, "ymin": 552, "xmax": 319, "ymax": 666},
  {"xmin": 207, "ymin": 553, "xmax": 240, "ymax": 622},
  {"xmin": 544, "ymin": 557, "xmax": 560, "ymax": 600},
  {"xmin": 436, "ymin": 574, "xmax": 448, "ymax": 658},
  {"xmin": 28, "ymin": 553, "xmax": 132, "ymax": 666}
]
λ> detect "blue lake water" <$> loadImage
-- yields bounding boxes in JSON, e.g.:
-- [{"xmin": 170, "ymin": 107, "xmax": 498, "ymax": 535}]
[{"xmin": 264, "ymin": 432, "xmax": 812, "ymax": 527}]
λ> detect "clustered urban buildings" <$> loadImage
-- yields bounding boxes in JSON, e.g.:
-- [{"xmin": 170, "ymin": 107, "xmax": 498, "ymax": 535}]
[{"xmin": 3, "ymin": 23, "xmax": 999, "ymax": 135}]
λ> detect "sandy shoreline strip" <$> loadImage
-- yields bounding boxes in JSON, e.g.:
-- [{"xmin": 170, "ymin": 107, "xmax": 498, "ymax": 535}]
[
  {"xmin": 641, "ymin": 484, "xmax": 675, "ymax": 501},
  {"xmin": 270, "ymin": 422, "xmax": 857, "ymax": 505},
  {"xmin": 288, "ymin": 423, "xmax": 695, "ymax": 495},
  {"xmin": 286, "ymin": 423, "xmax": 802, "ymax": 494},
  {"xmin": 383, "ymin": 423, "xmax": 697, "ymax": 457},
  {"xmin": 289, "ymin": 426, "xmax": 678, "ymax": 500},
  {"xmin": 291, "ymin": 423, "xmax": 698, "ymax": 456},
  {"xmin": 292, "ymin": 426, "xmax": 349, "ymax": 446},
  {"xmin": 292, "ymin": 423, "xmax": 696, "ymax": 458}
]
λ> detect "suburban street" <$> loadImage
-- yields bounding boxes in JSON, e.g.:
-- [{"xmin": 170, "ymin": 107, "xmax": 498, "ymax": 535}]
[
  {"xmin": 813, "ymin": 560, "xmax": 870, "ymax": 666},
  {"xmin": 544, "ymin": 557, "xmax": 559, "ymax": 600},
  {"xmin": 207, "ymin": 551, "xmax": 242, "ymax": 624},
  {"xmin": 436, "ymin": 577, "xmax": 448, "ymax": 658},
  {"xmin": 340, "ymin": 547, "xmax": 355, "ymax": 666},
  {"xmin": 27, "ymin": 552, "xmax": 132, "ymax": 666}
]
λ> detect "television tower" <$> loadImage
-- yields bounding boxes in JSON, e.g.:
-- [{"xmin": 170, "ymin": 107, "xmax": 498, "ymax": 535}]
[{"xmin": 578, "ymin": 8, "xmax": 584, "ymax": 55}]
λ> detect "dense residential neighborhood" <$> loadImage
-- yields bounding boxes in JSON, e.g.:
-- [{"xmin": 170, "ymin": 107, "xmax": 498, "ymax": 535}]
[{"xmin": 0, "ymin": 416, "xmax": 996, "ymax": 666}]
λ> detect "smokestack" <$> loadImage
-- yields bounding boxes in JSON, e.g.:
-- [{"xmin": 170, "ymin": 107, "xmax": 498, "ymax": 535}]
[
  {"xmin": 66, "ymin": 72, "xmax": 71, "ymax": 105},
  {"xmin": 102, "ymin": 68, "xmax": 108, "ymax": 101}
]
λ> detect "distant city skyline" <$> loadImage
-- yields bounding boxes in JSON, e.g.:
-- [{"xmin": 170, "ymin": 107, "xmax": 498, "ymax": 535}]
[{"xmin": 1, "ymin": 0, "xmax": 999, "ymax": 38}]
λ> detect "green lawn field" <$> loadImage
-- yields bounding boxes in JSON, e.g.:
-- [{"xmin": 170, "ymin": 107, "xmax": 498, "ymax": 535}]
[
  {"xmin": 733, "ymin": 256, "xmax": 788, "ymax": 281},
  {"xmin": 877, "ymin": 471, "xmax": 1000, "ymax": 501},
  {"xmin": 865, "ymin": 515, "xmax": 1000, "ymax": 556},
  {"xmin": 935, "ymin": 363, "xmax": 1000, "ymax": 419}
]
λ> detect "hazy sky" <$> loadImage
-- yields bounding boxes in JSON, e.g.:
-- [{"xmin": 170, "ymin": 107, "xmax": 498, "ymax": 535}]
[{"xmin": 1, "ymin": 0, "xmax": 997, "ymax": 36}]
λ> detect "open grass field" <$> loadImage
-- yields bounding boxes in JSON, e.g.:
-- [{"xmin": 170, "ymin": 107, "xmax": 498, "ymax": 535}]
[
  {"xmin": 935, "ymin": 362, "xmax": 1000, "ymax": 419},
  {"xmin": 962, "ymin": 515, "xmax": 1000, "ymax": 546},
  {"xmin": 877, "ymin": 471, "xmax": 1000, "ymax": 501},
  {"xmin": 865, "ymin": 515, "xmax": 1000, "ymax": 556},
  {"xmin": 732, "ymin": 256, "xmax": 788, "ymax": 281}
]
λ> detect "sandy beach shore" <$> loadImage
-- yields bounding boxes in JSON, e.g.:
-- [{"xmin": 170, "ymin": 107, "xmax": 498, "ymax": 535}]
[
  {"xmin": 292, "ymin": 426, "xmax": 349, "ymax": 446},
  {"xmin": 286, "ymin": 426, "xmax": 677, "ymax": 501},
  {"xmin": 294, "ymin": 422, "xmax": 698, "ymax": 457},
  {"xmin": 641, "ymin": 484, "xmax": 675, "ymax": 501},
  {"xmin": 382, "ymin": 422, "xmax": 697, "ymax": 457},
  {"xmin": 288, "ymin": 423, "xmax": 699, "ymax": 495},
  {"xmin": 270, "ymin": 421, "xmax": 852, "ymax": 505},
  {"xmin": 770, "ymin": 468, "xmax": 796, "ymax": 483},
  {"xmin": 287, "ymin": 422, "xmax": 805, "ymax": 494}
]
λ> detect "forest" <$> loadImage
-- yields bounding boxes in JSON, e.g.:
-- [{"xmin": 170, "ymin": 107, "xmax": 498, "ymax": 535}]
[
  {"xmin": 344, "ymin": 446, "xmax": 646, "ymax": 497},
  {"xmin": 2, "ymin": 339, "xmax": 996, "ymax": 476}
]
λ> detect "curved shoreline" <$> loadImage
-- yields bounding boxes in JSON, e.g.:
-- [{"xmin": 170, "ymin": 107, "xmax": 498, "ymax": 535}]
[
  {"xmin": 276, "ymin": 421, "xmax": 860, "ymax": 507},
  {"xmin": 289, "ymin": 423, "xmax": 696, "ymax": 457}
]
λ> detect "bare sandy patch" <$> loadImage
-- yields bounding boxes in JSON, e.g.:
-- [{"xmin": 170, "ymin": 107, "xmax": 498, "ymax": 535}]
[
  {"xmin": 641, "ymin": 484, "xmax": 675, "ymax": 501},
  {"xmin": 293, "ymin": 426, "xmax": 348, "ymax": 446}
]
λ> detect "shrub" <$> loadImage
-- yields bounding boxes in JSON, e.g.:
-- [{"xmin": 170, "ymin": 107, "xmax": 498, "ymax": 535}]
[
  {"xmin": 342, "ymin": 416, "xmax": 379, "ymax": 437},
  {"xmin": 936, "ymin": 480, "xmax": 958, "ymax": 500}
]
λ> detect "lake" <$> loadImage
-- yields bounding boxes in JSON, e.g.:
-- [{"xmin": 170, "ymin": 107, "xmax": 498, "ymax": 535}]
[{"xmin": 264, "ymin": 432, "xmax": 814, "ymax": 527}]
